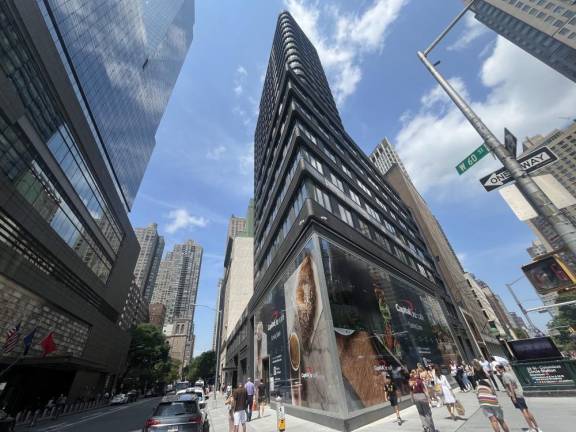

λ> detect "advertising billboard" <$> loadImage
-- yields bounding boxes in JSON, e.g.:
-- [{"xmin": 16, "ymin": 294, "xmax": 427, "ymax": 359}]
[
  {"xmin": 253, "ymin": 239, "xmax": 341, "ymax": 413},
  {"xmin": 522, "ymin": 255, "xmax": 575, "ymax": 295},
  {"xmin": 319, "ymin": 238, "xmax": 459, "ymax": 412}
]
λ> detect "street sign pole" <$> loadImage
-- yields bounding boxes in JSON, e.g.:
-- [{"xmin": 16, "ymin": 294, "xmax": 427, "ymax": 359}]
[{"xmin": 417, "ymin": 3, "xmax": 576, "ymax": 260}]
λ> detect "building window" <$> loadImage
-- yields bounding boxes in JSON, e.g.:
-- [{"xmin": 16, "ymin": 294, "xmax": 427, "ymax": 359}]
[
  {"xmin": 308, "ymin": 154, "xmax": 323, "ymax": 174},
  {"xmin": 314, "ymin": 186, "xmax": 332, "ymax": 212},
  {"xmin": 324, "ymin": 147, "xmax": 336, "ymax": 163},
  {"xmin": 349, "ymin": 189, "xmax": 361, "ymax": 206},
  {"xmin": 329, "ymin": 172, "xmax": 343, "ymax": 191},
  {"xmin": 357, "ymin": 180, "xmax": 372, "ymax": 197},
  {"xmin": 342, "ymin": 164, "xmax": 352, "ymax": 177},
  {"xmin": 365, "ymin": 205, "xmax": 381, "ymax": 223},
  {"xmin": 338, "ymin": 203, "xmax": 354, "ymax": 226}
]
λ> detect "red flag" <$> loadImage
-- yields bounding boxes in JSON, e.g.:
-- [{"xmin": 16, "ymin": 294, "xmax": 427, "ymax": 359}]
[{"xmin": 40, "ymin": 332, "xmax": 56, "ymax": 357}]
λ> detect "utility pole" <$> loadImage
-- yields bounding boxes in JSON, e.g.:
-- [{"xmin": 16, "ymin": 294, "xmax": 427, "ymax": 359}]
[
  {"xmin": 505, "ymin": 277, "xmax": 541, "ymax": 336},
  {"xmin": 417, "ymin": 1, "xmax": 576, "ymax": 261}
]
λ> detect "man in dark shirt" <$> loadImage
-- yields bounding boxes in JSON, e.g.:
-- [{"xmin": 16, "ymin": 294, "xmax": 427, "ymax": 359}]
[{"xmin": 232, "ymin": 383, "xmax": 248, "ymax": 432}]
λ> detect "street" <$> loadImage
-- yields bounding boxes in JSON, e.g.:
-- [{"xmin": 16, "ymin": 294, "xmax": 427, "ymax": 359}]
[{"xmin": 16, "ymin": 397, "xmax": 160, "ymax": 432}]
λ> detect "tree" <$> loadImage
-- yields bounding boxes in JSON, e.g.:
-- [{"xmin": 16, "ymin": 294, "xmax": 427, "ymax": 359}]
[
  {"xmin": 185, "ymin": 350, "xmax": 216, "ymax": 383},
  {"xmin": 548, "ymin": 290, "xmax": 576, "ymax": 352},
  {"xmin": 512, "ymin": 327, "xmax": 529, "ymax": 339},
  {"xmin": 121, "ymin": 324, "xmax": 171, "ymax": 390}
]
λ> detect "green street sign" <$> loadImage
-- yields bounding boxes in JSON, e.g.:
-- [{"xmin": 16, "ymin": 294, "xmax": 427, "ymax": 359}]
[{"xmin": 456, "ymin": 143, "xmax": 489, "ymax": 175}]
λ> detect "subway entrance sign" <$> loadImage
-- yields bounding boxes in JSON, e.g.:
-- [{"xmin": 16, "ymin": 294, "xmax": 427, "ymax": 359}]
[{"xmin": 456, "ymin": 143, "xmax": 489, "ymax": 175}]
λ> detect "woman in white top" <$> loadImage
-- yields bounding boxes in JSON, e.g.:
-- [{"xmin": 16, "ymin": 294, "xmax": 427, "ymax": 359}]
[{"xmin": 437, "ymin": 366, "xmax": 457, "ymax": 421}]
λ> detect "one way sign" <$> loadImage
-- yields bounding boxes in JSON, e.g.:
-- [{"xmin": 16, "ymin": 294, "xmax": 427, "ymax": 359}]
[{"xmin": 480, "ymin": 147, "xmax": 558, "ymax": 192}]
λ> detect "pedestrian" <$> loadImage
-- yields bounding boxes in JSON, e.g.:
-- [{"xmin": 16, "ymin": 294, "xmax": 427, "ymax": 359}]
[
  {"xmin": 438, "ymin": 366, "xmax": 457, "ymax": 421},
  {"xmin": 409, "ymin": 369, "xmax": 435, "ymax": 432},
  {"xmin": 54, "ymin": 394, "xmax": 66, "ymax": 419},
  {"xmin": 497, "ymin": 365, "xmax": 542, "ymax": 432},
  {"xmin": 465, "ymin": 363, "xmax": 477, "ymax": 389},
  {"xmin": 232, "ymin": 383, "xmax": 248, "ymax": 432},
  {"xmin": 476, "ymin": 379, "xmax": 510, "ymax": 432},
  {"xmin": 225, "ymin": 392, "xmax": 235, "ymax": 432},
  {"xmin": 481, "ymin": 358, "xmax": 500, "ymax": 390},
  {"xmin": 384, "ymin": 375, "xmax": 403, "ymax": 424},
  {"xmin": 450, "ymin": 360, "xmax": 466, "ymax": 392},
  {"xmin": 491, "ymin": 357, "xmax": 505, "ymax": 389},
  {"xmin": 391, "ymin": 364, "xmax": 404, "ymax": 397},
  {"xmin": 244, "ymin": 377, "xmax": 255, "ymax": 422},
  {"xmin": 256, "ymin": 379, "xmax": 267, "ymax": 419},
  {"xmin": 473, "ymin": 359, "xmax": 487, "ymax": 381}
]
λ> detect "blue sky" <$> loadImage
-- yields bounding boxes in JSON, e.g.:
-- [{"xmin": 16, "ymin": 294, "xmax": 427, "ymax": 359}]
[{"xmin": 129, "ymin": 0, "xmax": 576, "ymax": 356}]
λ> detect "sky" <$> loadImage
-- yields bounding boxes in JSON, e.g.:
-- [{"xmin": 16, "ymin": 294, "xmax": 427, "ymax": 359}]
[{"xmin": 129, "ymin": 0, "xmax": 576, "ymax": 356}]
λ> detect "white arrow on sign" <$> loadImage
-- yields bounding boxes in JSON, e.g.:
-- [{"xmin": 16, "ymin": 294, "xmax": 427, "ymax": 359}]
[{"xmin": 480, "ymin": 147, "xmax": 558, "ymax": 191}]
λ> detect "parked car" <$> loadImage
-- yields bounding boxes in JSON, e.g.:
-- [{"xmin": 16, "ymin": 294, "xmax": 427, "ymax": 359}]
[
  {"xmin": 144, "ymin": 395, "xmax": 209, "ymax": 432},
  {"xmin": 110, "ymin": 394, "xmax": 129, "ymax": 405}
]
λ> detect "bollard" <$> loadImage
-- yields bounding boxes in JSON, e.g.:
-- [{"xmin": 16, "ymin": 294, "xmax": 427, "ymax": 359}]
[{"xmin": 276, "ymin": 396, "xmax": 285, "ymax": 432}]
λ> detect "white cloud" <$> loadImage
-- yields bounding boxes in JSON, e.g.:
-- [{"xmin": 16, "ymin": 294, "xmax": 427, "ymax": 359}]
[
  {"xmin": 206, "ymin": 145, "xmax": 226, "ymax": 160},
  {"xmin": 447, "ymin": 13, "xmax": 489, "ymax": 51},
  {"xmin": 395, "ymin": 37, "xmax": 576, "ymax": 199},
  {"xmin": 165, "ymin": 209, "xmax": 209, "ymax": 234},
  {"xmin": 233, "ymin": 65, "xmax": 248, "ymax": 96},
  {"xmin": 285, "ymin": 0, "xmax": 408, "ymax": 105}
]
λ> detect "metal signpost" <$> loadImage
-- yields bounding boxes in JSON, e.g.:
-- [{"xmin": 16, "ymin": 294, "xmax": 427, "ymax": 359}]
[
  {"xmin": 456, "ymin": 143, "xmax": 489, "ymax": 175},
  {"xmin": 479, "ymin": 147, "xmax": 558, "ymax": 191},
  {"xmin": 504, "ymin": 128, "xmax": 518, "ymax": 158},
  {"xmin": 417, "ymin": 0, "xmax": 576, "ymax": 259}
]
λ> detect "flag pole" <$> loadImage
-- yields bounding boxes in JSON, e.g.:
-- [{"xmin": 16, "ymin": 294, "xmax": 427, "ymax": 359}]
[{"xmin": 0, "ymin": 353, "xmax": 24, "ymax": 380}]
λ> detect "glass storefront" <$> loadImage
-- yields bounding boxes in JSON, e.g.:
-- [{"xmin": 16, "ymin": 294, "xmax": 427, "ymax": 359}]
[{"xmin": 253, "ymin": 235, "xmax": 459, "ymax": 415}]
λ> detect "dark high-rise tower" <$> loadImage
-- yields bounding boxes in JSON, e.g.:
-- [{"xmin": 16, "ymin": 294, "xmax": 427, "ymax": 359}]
[
  {"xmin": 0, "ymin": 0, "xmax": 193, "ymax": 411},
  {"xmin": 250, "ymin": 12, "xmax": 462, "ymax": 428}
]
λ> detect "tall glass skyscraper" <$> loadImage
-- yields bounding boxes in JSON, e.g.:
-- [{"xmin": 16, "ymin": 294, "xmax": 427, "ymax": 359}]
[
  {"xmin": 0, "ymin": 0, "xmax": 193, "ymax": 413},
  {"xmin": 39, "ymin": 0, "xmax": 195, "ymax": 208},
  {"xmin": 244, "ymin": 12, "xmax": 462, "ymax": 429}
]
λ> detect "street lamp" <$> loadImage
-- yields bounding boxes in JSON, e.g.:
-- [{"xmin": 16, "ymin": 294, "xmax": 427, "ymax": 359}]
[
  {"xmin": 504, "ymin": 277, "xmax": 543, "ymax": 337},
  {"xmin": 190, "ymin": 303, "xmax": 222, "ymax": 403}
]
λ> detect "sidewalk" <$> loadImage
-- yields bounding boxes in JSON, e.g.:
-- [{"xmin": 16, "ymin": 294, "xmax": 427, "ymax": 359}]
[{"xmin": 207, "ymin": 390, "xmax": 574, "ymax": 432}]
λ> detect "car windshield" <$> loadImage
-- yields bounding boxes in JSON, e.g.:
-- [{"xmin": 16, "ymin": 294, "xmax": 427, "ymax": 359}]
[{"xmin": 154, "ymin": 401, "xmax": 198, "ymax": 417}]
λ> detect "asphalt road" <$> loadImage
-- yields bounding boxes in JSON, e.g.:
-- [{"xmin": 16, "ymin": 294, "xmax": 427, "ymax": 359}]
[{"xmin": 18, "ymin": 397, "xmax": 161, "ymax": 432}]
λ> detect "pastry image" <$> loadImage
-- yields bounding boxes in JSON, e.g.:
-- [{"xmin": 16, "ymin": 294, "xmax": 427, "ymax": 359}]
[{"xmin": 295, "ymin": 255, "xmax": 317, "ymax": 352}]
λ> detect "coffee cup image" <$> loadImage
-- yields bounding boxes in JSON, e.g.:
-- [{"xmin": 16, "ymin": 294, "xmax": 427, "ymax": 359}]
[{"xmin": 289, "ymin": 332, "xmax": 301, "ymax": 371}]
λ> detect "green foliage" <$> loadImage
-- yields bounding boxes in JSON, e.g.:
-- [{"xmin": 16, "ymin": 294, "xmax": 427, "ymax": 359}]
[
  {"xmin": 185, "ymin": 350, "xmax": 216, "ymax": 383},
  {"xmin": 548, "ymin": 290, "xmax": 576, "ymax": 352},
  {"xmin": 513, "ymin": 327, "xmax": 529, "ymax": 339},
  {"xmin": 122, "ymin": 324, "xmax": 174, "ymax": 390}
]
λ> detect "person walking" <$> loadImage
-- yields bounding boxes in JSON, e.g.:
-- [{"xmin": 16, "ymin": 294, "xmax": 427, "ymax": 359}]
[
  {"xmin": 476, "ymin": 379, "xmax": 510, "ymax": 432},
  {"xmin": 256, "ymin": 379, "xmax": 267, "ymax": 419},
  {"xmin": 465, "ymin": 363, "xmax": 477, "ymax": 389},
  {"xmin": 384, "ymin": 375, "xmax": 403, "ymax": 424},
  {"xmin": 232, "ymin": 383, "xmax": 248, "ymax": 432},
  {"xmin": 450, "ymin": 360, "xmax": 466, "ymax": 392},
  {"xmin": 498, "ymin": 365, "xmax": 542, "ymax": 432},
  {"xmin": 437, "ymin": 367, "xmax": 457, "ymax": 421},
  {"xmin": 225, "ymin": 392, "xmax": 235, "ymax": 432},
  {"xmin": 409, "ymin": 369, "xmax": 436, "ymax": 432},
  {"xmin": 481, "ymin": 358, "xmax": 500, "ymax": 390},
  {"xmin": 244, "ymin": 378, "xmax": 255, "ymax": 422}
]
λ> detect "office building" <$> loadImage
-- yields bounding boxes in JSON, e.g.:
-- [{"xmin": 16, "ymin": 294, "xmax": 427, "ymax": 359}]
[
  {"xmin": 151, "ymin": 240, "xmax": 202, "ymax": 367},
  {"xmin": 509, "ymin": 311, "xmax": 533, "ymax": 337},
  {"xmin": 377, "ymin": 154, "xmax": 504, "ymax": 358},
  {"xmin": 521, "ymin": 122, "xmax": 576, "ymax": 272},
  {"xmin": 217, "ymin": 201, "xmax": 254, "ymax": 386},
  {"xmin": 463, "ymin": 274, "xmax": 510, "ymax": 338},
  {"xmin": 148, "ymin": 303, "xmax": 167, "ymax": 328},
  {"xmin": 37, "ymin": 0, "xmax": 196, "ymax": 208},
  {"xmin": 227, "ymin": 216, "xmax": 247, "ymax": 242},
  {"xmin": 234, "ymin": 11, "xmax": 463, "ymax": 428},
  {"xmin": 470, "ymin": 0, "xmax": 576, "ymax": 82},
  {"xmin": 369, "ymin": 138, "xmax": 409, "ymax": 177},
  {"xmin": 212, "ymin": 279, "xmax": 223, "ymax": 352},
  {"xmin": 475, "ymin": 278, "xmax": 519, "ymax": 339},
  {"xmin": 118, "ymin": 278, "xmax": 148, "ymax": 331},
  {"xmin": 134, "ymin": 223, "xmax": 165, "ymax": 302}
]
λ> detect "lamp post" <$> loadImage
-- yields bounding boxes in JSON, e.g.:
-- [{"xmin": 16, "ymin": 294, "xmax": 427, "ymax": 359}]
[{"xmin": 190, "ymin": 303, "xmax": 222, "ymax": 404}]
